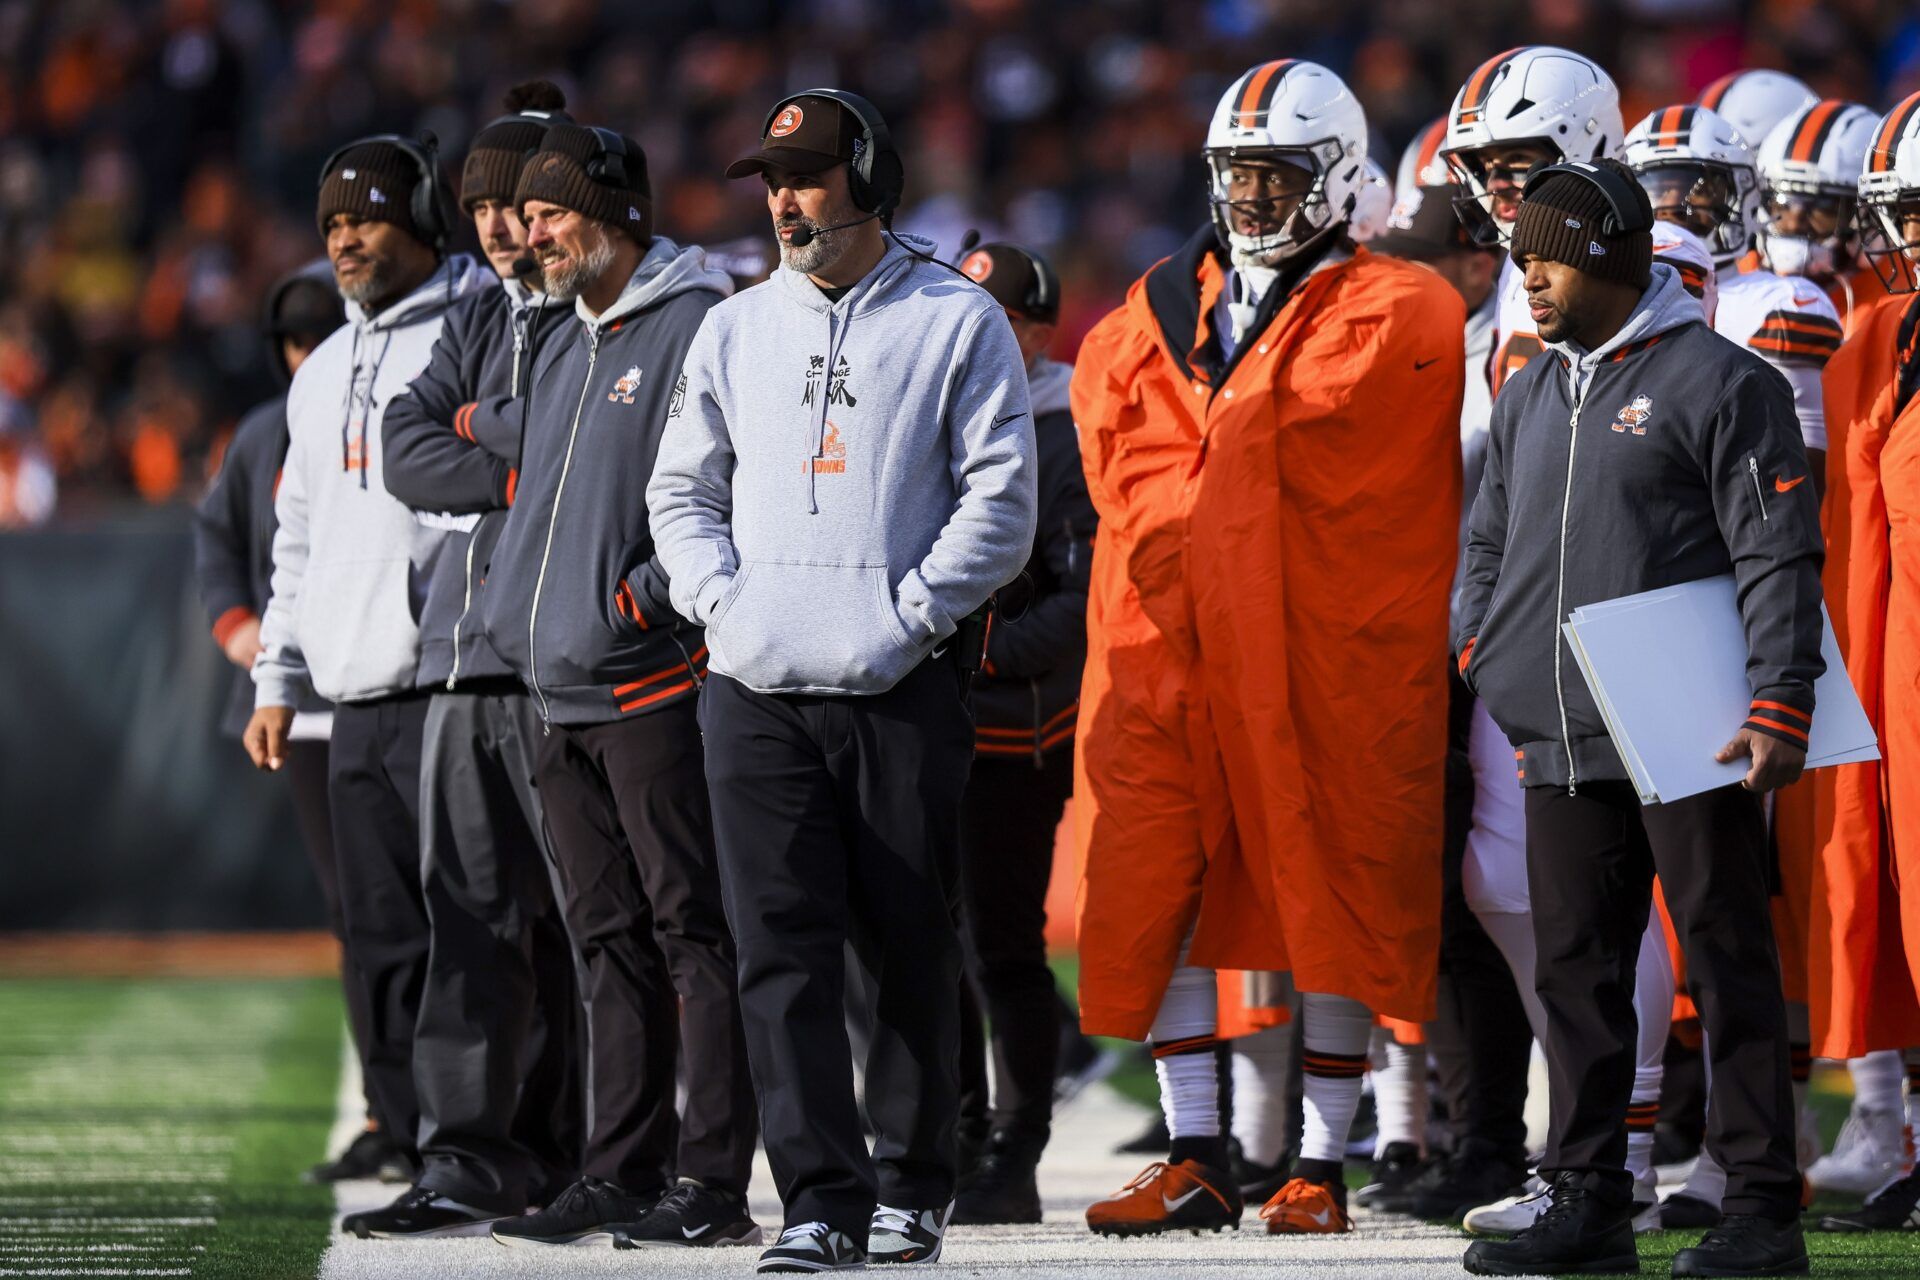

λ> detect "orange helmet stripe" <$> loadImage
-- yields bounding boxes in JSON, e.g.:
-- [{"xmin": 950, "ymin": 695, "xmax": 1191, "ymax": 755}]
[
  {"xmin": 1788, "ymin": 99, "xmax": 1843, "ymax": 164},
  {"xmin": 1699, "ymin": 71, "xmax": 1741, "ymax": 112},
  {"xmin": 1414, "ymin": 118, "xmax": 1446, "ymax": 177},
  {"xmin": 1459, "ymin": 46, "xmax": 1527, "ymax": 121},
  {"xmin": 1235, "ymin": 59, "xmax": 1295, "ymax": 128},
  {"xmin": 1871, "ymin": 91, "xmax": 1920, "ymax": 174}
]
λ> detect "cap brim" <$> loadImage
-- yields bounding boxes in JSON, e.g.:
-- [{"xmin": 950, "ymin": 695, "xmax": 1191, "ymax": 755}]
[{"xmin": 725, "ymin": 147, "xmax": 848, "ymax": 180}]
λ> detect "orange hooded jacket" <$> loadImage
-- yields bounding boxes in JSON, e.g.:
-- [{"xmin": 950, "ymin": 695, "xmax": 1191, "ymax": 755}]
[
  {"xmin": 1072, "ymin": 230, "xmax": 1465, "ymax": 1039},
  {"xmin": 1810, "ymin": 289, "xmax": 1920, "ymax": 1058}
]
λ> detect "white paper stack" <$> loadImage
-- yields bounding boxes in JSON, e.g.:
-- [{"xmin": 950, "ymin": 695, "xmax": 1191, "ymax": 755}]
[{"xmin": 1560, "ymin": 574, "xmax": 1879, "ymax": 805}]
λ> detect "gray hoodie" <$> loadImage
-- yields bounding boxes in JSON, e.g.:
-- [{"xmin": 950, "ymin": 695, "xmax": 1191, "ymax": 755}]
[
  {"xmin": 255, "ymin": 254, "xmax": 491, "ymax": 707},
  {"xmin": 647, "ymin": 233, "xmax": 1038, "ymax": 696}
]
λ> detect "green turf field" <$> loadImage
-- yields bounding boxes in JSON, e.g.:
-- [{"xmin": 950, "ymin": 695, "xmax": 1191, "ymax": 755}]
[{"xmin": 0, "ymin": 978, "xmax": 342, "ymax": 1280}]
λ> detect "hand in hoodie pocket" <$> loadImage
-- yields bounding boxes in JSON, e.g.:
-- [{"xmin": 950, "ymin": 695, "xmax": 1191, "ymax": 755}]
[{"xmin": 708, "ymin": 558, "xmax": 924, "ymax": 694}]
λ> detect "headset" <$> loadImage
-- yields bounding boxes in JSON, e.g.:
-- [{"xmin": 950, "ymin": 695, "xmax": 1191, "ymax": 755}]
[
  {"xmin": 584, "ymin": 126, "xmax": 631, "ymax": 188},
  {"xmin": 317, "ymin": 132, "xmax": 453, "ymax": 252},
  {"xmin": 1521, "ymin": 160, "xmax": 1654, "ymax": 236},
  {"xmin": 761, "ymin": 87, "xmax": 905, "ymax": 220}
]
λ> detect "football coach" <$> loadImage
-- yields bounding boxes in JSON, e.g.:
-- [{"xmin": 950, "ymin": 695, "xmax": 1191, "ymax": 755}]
[{"xmin": 647, "ymin": 89, "xmax": 1036, "ymax": 1273}]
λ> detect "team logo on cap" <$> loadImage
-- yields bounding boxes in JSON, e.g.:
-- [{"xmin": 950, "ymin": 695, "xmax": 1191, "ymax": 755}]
[
  {"xmin": 770, "ymin": 105, "xmax": 804, "ymax": 138},
  {"xmin": 1611, "ymin": 394, "xmax": 1654, "ymax": 436},
  {"xmin": 962, "ymin": 251, "xmax": 994, "ymax": 282}
]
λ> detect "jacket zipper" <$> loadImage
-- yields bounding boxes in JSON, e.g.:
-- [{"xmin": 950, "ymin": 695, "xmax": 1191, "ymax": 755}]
[
  {"xmin": 446, "ymin": 307, "xmax": 535, "ymax": 692},
  {"xmin": 1748, "ymin": 457, "xmax": 1769, "ymax": 522},
  {"xmin": 1553, "ymin": 374, "xmax": 1585, "ymax": 795},
  {"xmin": 528, "ymin": 324, "xmax": 601, "ymax": 729}
]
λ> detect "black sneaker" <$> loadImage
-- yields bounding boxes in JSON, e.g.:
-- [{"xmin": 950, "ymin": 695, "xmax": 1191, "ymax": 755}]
[
  {"xmin": 868, "ymin": 1202, "xmax": 951, "ymax": 1264},
  {"xmin": 1661, "ymin": 1193, "xmax": 1724, "ymax": 1230},
  {"xmin": 611, "ymin": 1178, "xmax": 762, "ymax": 1248},
  {"xmin": 954, "ymin": 1134, "xmax": 1043, "ymax": 1225},
  {"xmin": 305, "ymin": 1127, "xmax": 399, "ymax": 1184},
  {"xmin": 757, "ymin": 1221, "xmax": 866, "ymax": 1272},
  {"xmin": 1354, "ymin": 1141, "xmax": 1430, "ymax": 1209},
  {"xmin": 489, "ymin": 1175, "xmax": 664, "ymax": 1248},
  {"xmin": 341, "ymin": 1185, "xmax": 505, "ymax": 1238},
  {"xmin": 1373, "ymin": 1143, "xmax": 1528, "ymax": 1220},
  {"xmin": 1815, "ymin": 1167, "xmax": 1920, "ymax": 1231},
  {"xmin": 1114, "ymin": 1115, "xmax": 1170, "ymax": 1156},
  {"xmin": 1231, "ymin": 1149, "xmax": 1294, "ymax": 1205},
  {"xmin": 1671, "ymin": 1214, "xmax": 1808, "ymax": 1277},
  {"xmin": 1461, "ymin": 1172, "xmax": 1638, "ymax": 1276}
]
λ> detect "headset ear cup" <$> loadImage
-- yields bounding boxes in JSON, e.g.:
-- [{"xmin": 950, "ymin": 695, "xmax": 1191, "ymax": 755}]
[{"xmin": 870, "ymin": 149, "xmax": 904, "ymax": 217}]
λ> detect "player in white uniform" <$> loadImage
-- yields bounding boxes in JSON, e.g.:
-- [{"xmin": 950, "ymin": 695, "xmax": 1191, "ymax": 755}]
[
  {"xmin": 1756, "ymin": 99, "xmax": 1885, "ymax": 332},
  {"xmin": 1429, "ymin": 47, "xmax": 1677, "ymax": 1236},
  {"xmin": 1697, "ymin": 68, "xmax": 1819, "ymax": 150},
  {"xmin": 1622, "ymin": 101, "xmax": 1847, "ymax": 1226}
]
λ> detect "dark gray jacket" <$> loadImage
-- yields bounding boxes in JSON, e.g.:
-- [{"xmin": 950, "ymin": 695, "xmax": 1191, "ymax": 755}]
[
  {"xmin": 480, "ymin": 240, "xmax": 731, "ymax": 726},
  {"xmin": 1456, "ymin": 263, "xmax": 1825, "ymax": 790},
  {"xmin": 382, "ymin": 277, "xmax": 569, "ymax": 688},
  {"xmin": 971, "ymin": 358, "xmax": 1095, "ymax": 764}
]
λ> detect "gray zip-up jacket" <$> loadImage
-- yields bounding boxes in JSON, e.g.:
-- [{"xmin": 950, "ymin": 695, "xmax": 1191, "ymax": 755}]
[
  {"xmin": 255, "ymin": 254, "xmax": 490, "ymax": 708},
  {"xmin": 479, "ymin": 239, "xmax": 730, "ymax": 726},
  {"xmin": 647, "ymin": 233, "xmax": 1038, "ymax": 696},
  {"xmin": 382, "ymin": 277, "xmax": 569, "ymax": 688},
  {"xmin": 1456, "ymin": 263, "xmax": 1825, "ymax": 790}
]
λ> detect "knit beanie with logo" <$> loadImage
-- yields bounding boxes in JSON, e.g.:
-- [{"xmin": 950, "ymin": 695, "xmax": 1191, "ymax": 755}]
[
  {"xmin": 514, "ymin": 123, "xmax": 652, "ymax": 242},
  {"xmin": 317, "ymin": 141, "xmax": 431, "ymax": 243},
  {"xmin": 1510, "ymin": 158, "xmax": 1653, "ymax": 288},
  {"xmin": 460, "ymin": 80, "xmax": 570, "ymax": 212}
]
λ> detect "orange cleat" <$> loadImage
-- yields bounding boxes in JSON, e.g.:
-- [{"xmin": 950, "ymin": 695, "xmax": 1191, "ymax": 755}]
[
  {"xmin": 1259, "ymin": 1177, "xmax": 1354, "ymax": 1234},
  {"xmin": 1086, "ymin": 1159, "xmax": 1243, "ymax": 1237}
]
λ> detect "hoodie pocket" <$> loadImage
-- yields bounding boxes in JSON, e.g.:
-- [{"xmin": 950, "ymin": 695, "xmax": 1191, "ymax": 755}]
[{"xmin": 709, "ymin": 559, "xmax": 924, "ymax": 693}]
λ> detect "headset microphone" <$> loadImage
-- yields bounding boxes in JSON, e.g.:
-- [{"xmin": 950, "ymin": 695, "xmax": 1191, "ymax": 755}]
[{"xmin": 785, "ymin": 211, "xmax": 880, "ymax": 247}]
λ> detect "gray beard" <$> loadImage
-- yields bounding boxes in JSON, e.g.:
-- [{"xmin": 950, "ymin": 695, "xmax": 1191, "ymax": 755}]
[
  {"xmin": 337, "ymin": 260, "xmax": 395, "ymax": 307},
  {"xmin": 541, "ymin": 231, "xmax": 617, "ymax": 302},
  {"xmin": 778, "ymin": 217, "xmax": 852, "ymax": 275}
]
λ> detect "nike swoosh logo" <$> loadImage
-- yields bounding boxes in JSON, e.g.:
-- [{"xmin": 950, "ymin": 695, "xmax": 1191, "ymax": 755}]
[
  {"xmin": 1308, "ymin": 1208, "xmax": 1332, "ymax": 1225},
  {"xmin": 1415, "ymin": 357, "xmax": 1439, "ymax": 370},
  {"xmin": 1792, "ymin": 296, "xmax": 1822, "ymax": 307},
  {"xmin": 1162, "ymin": 1187, "xmax": 1204, "ymax": 1212},
  {"xmin": 681, "ymin": 1224, "xmax": 707, "ymax": 1239},
  {"xmin": 994, "ymin": 412, "xmax": 1028, "ymax": 428},
  {"xmin": 1775, "ymin": 474, "xmax": 1807, "ymax": 492}
]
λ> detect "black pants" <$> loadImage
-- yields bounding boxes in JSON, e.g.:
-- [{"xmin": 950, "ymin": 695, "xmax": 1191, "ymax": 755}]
[
  {"xmin": 1425, "ymin": 674, "xmax": 1532, "ymax": 1163},
  {"xmin": 1526, "ymin": 780, "xmax": 1796, "ymax": 1217},
  {"xmin": 413, "ymin": 687, "xmax": 584, "ymax": 1211},
  {"xmin": 956, "ymin": 750, "xmax": 1071, "ymax": 1147},
  {"xmin": 328, "ymin": 694, "xmax": 431, "ymax": 1157},
  {"xmin": 534, "ymin": 700, "xmax": 755, "ymax": 1195},
  {"xmin": 701, "ymin": 658, "xmax": 974, "ymax": 1236},
  {"xmin": 285, "ymin": 738, "xmax": 378, "ymax": 1120}
]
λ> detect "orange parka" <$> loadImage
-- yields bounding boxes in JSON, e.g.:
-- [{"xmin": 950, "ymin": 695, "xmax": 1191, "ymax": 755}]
[{"xmin": 1072, "ymin": 231, "xmax": 1465, "ymax": 1038}]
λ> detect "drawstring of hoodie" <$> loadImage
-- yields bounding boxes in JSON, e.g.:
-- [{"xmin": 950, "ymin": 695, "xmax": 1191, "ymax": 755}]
[
  {"xmin": 340, "ymin": 326, "xmax": 394, "ymax": 489},
  {"xmin": 805, "ymin": 258, "xmax": 898, "ymax": 514}
]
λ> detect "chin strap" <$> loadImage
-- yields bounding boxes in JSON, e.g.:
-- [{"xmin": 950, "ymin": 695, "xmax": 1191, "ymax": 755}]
[{"xmin": 1227, "ymin": 265, "xmax": 1279, "ymax": 344}]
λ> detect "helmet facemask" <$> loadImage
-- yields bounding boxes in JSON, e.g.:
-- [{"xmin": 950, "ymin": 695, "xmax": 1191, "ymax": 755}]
[
  {"xmin": 1756, "ymin": 185, "xmax": 1857, "ymax": 281},
  {"xmin": 1207, "ymin": 145, "xmax": 1345, "ymax": 268},
  {"xmin": 1444, "ymin": 140, "xmax": 1561, "ymax": 247},
  {"xmin": 1633, "ymin": 161, "xmax": 1755, "ymax": 265},
  {"xmin": 1860, "ymin": 194, "xmax": 1920, "ymax": 294}
]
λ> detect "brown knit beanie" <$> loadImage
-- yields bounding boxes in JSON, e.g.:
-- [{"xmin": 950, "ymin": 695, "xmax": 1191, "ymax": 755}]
[
  {"xmin": 514, "ymin": 123, "xmax": 652, "ymax": 242},
  {"xmin": 317, "ymin": 140, "xmax": 438, "ymax": 243},
  {"xmin": 1510, "ymin": 158, "xmax": 1653, "ymax": 288},
  {"xmin": 460, "ymin": 80, "xmax": 570, "ymax": 211}
]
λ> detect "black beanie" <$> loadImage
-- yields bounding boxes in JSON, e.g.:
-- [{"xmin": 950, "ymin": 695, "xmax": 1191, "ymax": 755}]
[
  {"xmin": 514, "ymin": 123, "xmax": 652, "ymax": 242},
  {"xmin": 1509, "ymin": 160, "xmax": 1653, "ymax": 288},
  {"xmin": 317, "ymin": 141, "xmax": 435, "ymax": 243},
  {"xmin": 461, "ymin": 81, "xmax": 570, "ymax": 211}
]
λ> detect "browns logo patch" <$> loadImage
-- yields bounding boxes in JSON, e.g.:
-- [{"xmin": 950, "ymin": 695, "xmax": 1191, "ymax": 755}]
[
  {"xmin": 1610, "ymin": 393, "xmax": 1654, "ymax": 436},
  {"xmin": 770, "ymin": 105, "xmax": 804, "ymax": 138},
  {"xmin": 961, "ymin": 250, "xmax": 994, "ymax": 282}
]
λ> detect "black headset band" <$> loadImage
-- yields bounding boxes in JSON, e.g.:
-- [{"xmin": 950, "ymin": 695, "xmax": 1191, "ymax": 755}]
[
  {"xmin": 1008, "ymin": 244, "xmax": 1058, "ymax": 318},
  {"xmin": 1522, "ymin": 160, "xmax": 1653, "ymax": 236}
]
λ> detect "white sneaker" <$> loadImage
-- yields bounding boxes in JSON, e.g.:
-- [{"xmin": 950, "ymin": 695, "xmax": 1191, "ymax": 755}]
[
  {"xmin": 1654, "ymin": 1154, "xmax": 1697, "ymax": 1187},
  {"xmin": 1630, "ymin": 1171, "xmax": 1660, "ymax": 1235},
  {"xmin": 1807, "ymin": 1107, "xmax": 1906, "ymax": 1195},
  {"xmin": 1462, "ymin": 1176, "xmax": 1548, "ymax": 1235}
]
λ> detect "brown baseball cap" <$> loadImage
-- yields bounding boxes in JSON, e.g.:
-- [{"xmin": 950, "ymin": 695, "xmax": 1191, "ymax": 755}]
[
  {"xmin": 1372, "ymin": 182, "xmax": 1482, "ymax": 261},
  {"xmin": 726, "ymin": 94, "xmax": 866, "ymax": 179},
  {"xmin": 958, "ymin": 243, "xmax": 1060, "ymax": 322}
]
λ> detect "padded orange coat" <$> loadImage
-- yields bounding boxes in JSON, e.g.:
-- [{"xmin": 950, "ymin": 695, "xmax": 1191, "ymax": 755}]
[
  {"xmin": 1811, "ymin": 291, "xmax": 1920, "ymax": 1058},
  {"xmin": 1072, "ymin": 234, "xmax": 1465, "ymax": 1039}
]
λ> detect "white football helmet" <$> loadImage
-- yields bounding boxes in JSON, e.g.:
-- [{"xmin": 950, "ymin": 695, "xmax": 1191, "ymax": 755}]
[
  {"xmin": 1388, "ymin": 117, "xmax": 1449, "ymax": 230},
  {"xmin": 1350, "ymin": 158, "xmax": 1393, "ymax": 242},
  {"xmin": 1624, "ymin": 104, "xmax": 1760, "ymax": 267},
  {"xmin": 1859, "ymin": 91, "xmax": 1920, "ymax": 294},
  {"xmin": 1755, "ymin": 100, "xmax": 1878, "ymax": 280},
  {"xmin": 1441, "ymin": 46, "xmax": 1623, "ymax": 245},
  {"xmin": 1205, "ymin": 58, "xmax": 1368, "ymax": 266},
  {"xmin": 1697, "ymin": 69, "xmax": 1819, "ymax": 149}
]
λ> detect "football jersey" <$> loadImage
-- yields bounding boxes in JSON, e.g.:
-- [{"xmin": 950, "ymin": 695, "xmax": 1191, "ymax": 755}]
[
  {"xmin": 1714, "ymin": 265, "xmax": 1843, "ymax": 452},
  {"xmin": 1490, "ymin": 221, "xmax": 1717, "ymax": 397}
]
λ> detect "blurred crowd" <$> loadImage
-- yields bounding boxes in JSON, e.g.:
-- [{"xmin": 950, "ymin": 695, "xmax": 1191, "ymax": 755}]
[{"xmin": 1, "ymin": 0, "xmax": 1917, "ymax": 523}]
